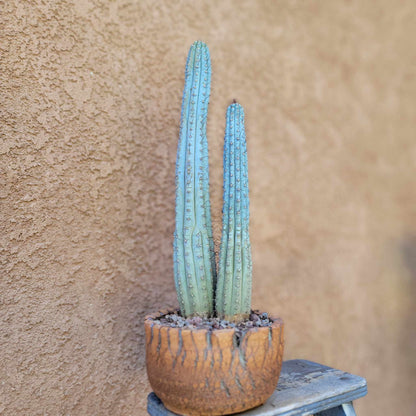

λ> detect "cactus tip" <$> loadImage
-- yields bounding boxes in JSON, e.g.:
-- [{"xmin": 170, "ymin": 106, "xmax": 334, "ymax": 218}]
[
  {"xmin": 230, "ymin": 100, "xmax": 244, "ymax": 112},
  {"xmin": 193, "ymin": 40, "xmax": 207, "ymax": 47}
]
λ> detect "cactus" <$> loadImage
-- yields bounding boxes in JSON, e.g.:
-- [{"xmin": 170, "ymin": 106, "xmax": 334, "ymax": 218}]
[
  {"xmin": 173, "ymin": 41, "xmax": 216, "ymax": 318},
  {"xmin": 174, "ymin": 42, "xmax": 253, "ymax": 322},
  {"xmin": 216, "ymin": 102, "xmax": 252, "ymax": 322}
]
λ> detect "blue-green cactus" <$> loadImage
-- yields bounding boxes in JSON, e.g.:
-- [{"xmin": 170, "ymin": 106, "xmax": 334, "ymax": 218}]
[
  {"xmin": 173, "ymin": 41, "xmax": 216, "ymax": 318},
  {"xmin": 216, "ymin": 102, "xmax": 252, "ymax": 321}
]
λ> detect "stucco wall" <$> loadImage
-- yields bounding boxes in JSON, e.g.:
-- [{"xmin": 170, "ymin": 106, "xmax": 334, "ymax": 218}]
[{"xmin": 1, "ymin": 1, "xmax": 415, "ymax": 415}]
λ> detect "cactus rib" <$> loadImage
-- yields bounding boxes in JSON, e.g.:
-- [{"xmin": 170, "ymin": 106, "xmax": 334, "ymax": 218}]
[{"xmin": 174, "ymin": 41, "xmax": 216, "ymax": 318}]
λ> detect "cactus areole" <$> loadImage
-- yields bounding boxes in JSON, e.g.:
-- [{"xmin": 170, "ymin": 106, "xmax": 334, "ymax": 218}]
[{"xmin": 145, "ymin": 41, "xmax": 284, "ymax": 416}]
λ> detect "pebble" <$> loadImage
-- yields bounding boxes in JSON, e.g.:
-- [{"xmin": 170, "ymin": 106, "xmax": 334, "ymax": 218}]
[{"xmin": 250, "ymin": 313, "xmax": 260, "ymax": 322}]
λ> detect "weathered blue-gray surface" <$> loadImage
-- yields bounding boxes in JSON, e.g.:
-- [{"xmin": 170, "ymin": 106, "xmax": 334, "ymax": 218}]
[{"xmin": 147, "ymin": 359, "xmax": 367, "ymax": 416}]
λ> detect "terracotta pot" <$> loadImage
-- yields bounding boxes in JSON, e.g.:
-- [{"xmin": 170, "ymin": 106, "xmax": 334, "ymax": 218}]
[{"xmin": 145, "ymin": 310, "xmax": 284, "ymax": 416}]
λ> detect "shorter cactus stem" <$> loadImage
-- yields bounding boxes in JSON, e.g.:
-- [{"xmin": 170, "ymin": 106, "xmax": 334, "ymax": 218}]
[{"xmin": 216, "ymin": 102, "xmax": 252, "ymax": 322}]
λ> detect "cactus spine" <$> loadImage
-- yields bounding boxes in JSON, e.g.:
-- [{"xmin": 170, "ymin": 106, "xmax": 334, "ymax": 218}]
[
  {"xmin": 174, "ymin": 41, "xmax": 216, "ymax": 318},
  {"xmin": 216, "ymin": 102, "xmax": 252, "ymax": 322}
]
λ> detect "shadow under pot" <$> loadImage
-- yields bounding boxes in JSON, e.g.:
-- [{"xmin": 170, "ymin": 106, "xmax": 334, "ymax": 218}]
[{"xmin": 145, "ymin": 310, "xmax": 284, "ymax": 416}]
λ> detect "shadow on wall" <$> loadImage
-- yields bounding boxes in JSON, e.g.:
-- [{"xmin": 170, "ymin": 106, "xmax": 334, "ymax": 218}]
[
  {"xmin": 401, "ymin": 235, "xmax": 416, "ymax": 280},
  {"xmin": 399, "ymin": 234, "xmax": 416, "ymax": 410}
]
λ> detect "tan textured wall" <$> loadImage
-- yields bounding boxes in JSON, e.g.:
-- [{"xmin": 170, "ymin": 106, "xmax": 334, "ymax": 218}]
[{"xmin": 1, "ymin": 1, "xmax": 415, "ymax": 415}]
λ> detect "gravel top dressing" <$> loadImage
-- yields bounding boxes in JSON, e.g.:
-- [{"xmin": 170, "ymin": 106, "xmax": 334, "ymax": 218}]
[{"xmin": 153, "ymin": 310, "xmax": 273, "ymax": 330}]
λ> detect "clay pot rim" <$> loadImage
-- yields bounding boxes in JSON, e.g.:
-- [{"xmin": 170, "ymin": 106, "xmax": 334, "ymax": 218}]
[{"xmin": 145, "ymin": 308, "xmax": 283, "ymax": 333}]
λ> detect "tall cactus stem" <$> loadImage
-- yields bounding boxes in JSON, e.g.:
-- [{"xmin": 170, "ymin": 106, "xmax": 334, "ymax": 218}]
[
  {"xmin": 216, "ymin": 102, "xmax": 252, "ymax": 322},
  {"xmin": 174, "ymin": 41, "xmax": 216, "ymax": 318}
]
